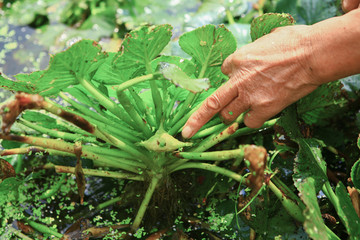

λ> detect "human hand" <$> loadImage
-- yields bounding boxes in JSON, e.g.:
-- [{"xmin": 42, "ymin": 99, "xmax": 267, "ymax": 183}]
[
  {"xmin": 342, "ymin": 0, "xmax": 360, "ymax": 13},
  {"xmin": 182, "ymin": 25, "xmax": 320, "ymax": 139}
]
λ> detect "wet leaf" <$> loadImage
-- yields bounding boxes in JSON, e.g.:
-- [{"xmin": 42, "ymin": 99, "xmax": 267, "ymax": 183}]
[
  {"xmin": 297, "ymin": 0, "xmax": 337, "ymax": 25},
  {"xmin": 0, "ymin": 158, "xmax": 15, "ymax": 180},
  {"xmin": 297, "ymin": 79, "xmax": 353, "ymax": 126},
  {"xmin": 294, "ymin": 138, "xmax": 327, "ymax": 191},
  {"xmin": 335, "ymin": 182, "xmax": 360, "ymax": 237},
  {"xmin": 179, "ymin": 24, "xmax": 236, "ymax": 86},
  {"xmin": 0, "ymin": 71, "xmax": 42, "ymax": 93},
  {"xmin": 250, "ymin": 13, "xmax": 295, "ymax": 42},
  {"xmin": 351, "ymin": 159, "xmax": 360, "ymax": 190},
  {"xmin": 297, "ymin": 177, "xmax": 328, "ymax": 239},
  {"xmin": 160, "ymin": 63, "xmax": 210, "ymax": 93},
  {"xmin": 113, "ymin": 24, "xmax": 173, "ymax": 75},
  {"xmin": 14, "ymin": 40, "xmax": 107, "ymax": 96}
]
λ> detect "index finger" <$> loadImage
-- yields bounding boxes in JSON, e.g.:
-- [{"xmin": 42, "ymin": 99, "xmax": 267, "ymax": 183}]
[{"xmin": 182, "ymin": 81, "xmax": 238, "ymax": 139}]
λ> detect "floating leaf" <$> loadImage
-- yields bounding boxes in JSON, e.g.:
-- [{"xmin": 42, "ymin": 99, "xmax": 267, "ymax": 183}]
[
  {"xmin": 160, "ymin": 63, "xmax": 209, "ymax": 93},
  {"xmin": 250, "ymin": 13, "xmax": 295, "ymax": 42},
  {"xmin": 179, "ymin": 24, "xmax": 236, "ymax": 86},
  {"xmin": 297, "ymin": 177, "xmax": 328, "ymax": 239}
]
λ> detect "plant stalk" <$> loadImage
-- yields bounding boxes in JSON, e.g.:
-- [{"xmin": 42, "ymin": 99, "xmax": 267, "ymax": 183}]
[
  {"xmin": 116, "ymin": 73, "xmax": 159, "ymax": 92},
  {"xmin": 176, "ymin": 148, "xmax": 244, "ymax": 161},
  {"xmin": 131, "ymin": 174, "xmax": 161, "ymax": 231},
  {"xmin": 77, "ymin": 77, "xmax": 136, "ymax": 128},
  {"xmin": 43, "ymin": 163, "xmax": 144, "ymax": 181},
  {"xmin": 116, "ymin": 90, "xmax": 152, "ymax": 138}
]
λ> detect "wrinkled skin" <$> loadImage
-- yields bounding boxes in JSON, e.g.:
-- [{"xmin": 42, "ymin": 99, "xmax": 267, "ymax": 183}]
[{"xmin": 182, "ymin": 4, "xmax": 360, "ymax": 139}]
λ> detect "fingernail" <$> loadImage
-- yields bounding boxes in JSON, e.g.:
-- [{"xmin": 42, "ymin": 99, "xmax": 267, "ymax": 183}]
[{"xmin": 182, "ymin": 125, "xmax": 194, "ymax": 139}]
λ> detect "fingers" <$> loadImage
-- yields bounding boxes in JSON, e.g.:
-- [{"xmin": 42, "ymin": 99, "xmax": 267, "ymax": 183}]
[
  {"xmin": 220, "ymin": 95, "xmax": 250, "ymax": 124},
  {"xmin": 221, "ymin": 53, "xmax": 234, "ymax": 76},
  {"xmin": 182, "ymin": 82, "xmax": 238, "ymax": 139},
  {"xmin": 342, "ymin": 0, "xmax": 360, "ymax": 12}
]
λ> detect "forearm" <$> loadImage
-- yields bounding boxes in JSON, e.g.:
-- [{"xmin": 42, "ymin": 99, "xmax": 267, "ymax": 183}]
[{"xmin": 309, "ymin": 8, "xmax": 360, "ymax": 84}]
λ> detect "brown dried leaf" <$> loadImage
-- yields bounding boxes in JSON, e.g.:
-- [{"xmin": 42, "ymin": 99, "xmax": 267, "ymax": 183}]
[
  {"xmin": 62, "ymin": 218, "xmax": 91, "ymax": 240},
  {"xmin": 74, "ymin": 142, "xmax": 86, "ymax": 205},
  {"xmin": 244, "ymin": 145, "xmax": 267, "ymax": 192},
  {"xmin": 0, "ymin": 158, "xmax": 16, "ymax": 180},
  {"xmin": 0, "ymin": 92, "xmax": 44, "ymax": 133}
]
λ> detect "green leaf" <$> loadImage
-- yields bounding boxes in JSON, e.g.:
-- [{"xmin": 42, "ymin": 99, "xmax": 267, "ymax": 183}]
[
  {"xmin": 297, "ymin": 177, "xmax": 328, "ymax": 240},
  {"xmin": 160, "ymin": 63, "xmax": 210, "ymax": 93},
  {"xmin": 298, "ymin": 79, "xmax": 356, "ymax": 126},
  {"xmin": 335, "ymin": 182, "xmax": 360, "ymax": 237},
  {"xmin": 14, "ymin": 40, "xmax": 107, "ymax": 96},
  {"xmin": 294, "ymin": 138, "xmax": 327, "ymax": 191},
  {"xmin": 178, "ymin": 24, "xmax": 236, "ymax": 86},
  {"xmin": 92, "ymin": 52, "xmax": 128, "ymax": 84},
  {"xmin": 0, "ymin": 72, "xmax": 43, "ymax": 93},
  {"xmin": 250, "ymin": 13, "xmax": 295, "ymax": 42},
  {"xmin": 297, "ymin": 0, "xmax": 337, "ymax": 25},
  {"xmin": 22, "ymin": 111, "xmax": 68, "ymax": 132},
  {"xmin": 113, "ymin": 24, "xmax": 173, "ymax": 74},
  {"xmin": 351, "ymin": 159, "xmax": 360, "ymax": 190},
  {"xmin": 151, "ymin": 55, "xmax": 196, "ymax": 76}
]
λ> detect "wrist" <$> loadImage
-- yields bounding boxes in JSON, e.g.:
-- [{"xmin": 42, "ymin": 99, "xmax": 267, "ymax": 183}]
[{"xmin": 307, "ymin": 9, "xmax": 360, "ymax": 84}]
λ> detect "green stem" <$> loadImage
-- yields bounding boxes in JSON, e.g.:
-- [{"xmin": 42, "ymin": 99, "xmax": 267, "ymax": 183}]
[
  {"xmin": 167, "ymin": 102, "xmax": 202, "ymax": 136},
  {"xmin": 131, "ymin": 174, "xmax": 161, "ymax": 231},
  {"xmin": 128, "ymin": 87, "xmax": 156, "ymax": 128},
  {"xmin": 43, "ymin": 164, "xmax": 144, "ymax": 181},
  {"xmin": 164, "ymin": 90, "xmax": 181, "ymax": 130},
  {"xmin": 24, "ymin": 220, "xmax": 63, "ymax": 238},
  {"xmin": 59, "ymin": 93, "xmax": 142, "ymax": 142},
  {"xmin": 145, "ymin": 59, "xmax": 162, "ymax": 128},
  {"xmin": 170, "ymin": 162, "xmax": 244, "ymax": 182},
  {"xmin": 176, "ymin": 148, "xmax": 244, "ymax": 161},
  {"xmin": 96, "ymin": 196, "xmax": 123, "ymax": 210},
  {"xmin": 268, "ymin": 180, "xmax": 305, "ymax": 223},
  {"xmin": 38, "ymin": 173, "xmax": 66, "ymax": 199},
  {"xmin": 168, "ymin": 92, "xmax": 196, "ymax": 128},
  {"xmin": 0, "ymin": 134, "xmax": 143, "ymax": 172},
  {"xmin": 226, "ymin": 9, "xmax": 235, "ymax": 25},
  {"xmin": 19, "ymin": 119, "xmax": 98, "ymax": 143},
  {"xmin": 230, "ymin": 118, "xmax": 278, "ymax": 139},
  {"xmin": 191, "ymin": 122, "xmax": 225, "ymax": 139},
  {"xmin": 116, "ymin": 90, "xmax": 152, "ymax": 138},
  {"xmin": 116, "ymin": 73, "xmax": 159, "ymax": 92},
  {"xmin": 191, "ymin": 114, "xmax": 245, "ymax": 152},
  {"xmin": 77, "ymin": 77, "xmax": 136, "ymax": 128}
]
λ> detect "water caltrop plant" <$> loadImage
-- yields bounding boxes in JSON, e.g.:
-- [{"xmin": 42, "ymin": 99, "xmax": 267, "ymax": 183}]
[{"xmin": 0, "ymin": 13, "xmax": 359, "ymax": 238}]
